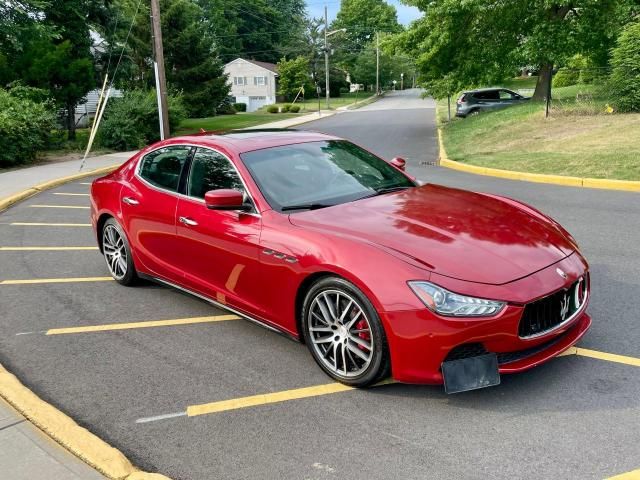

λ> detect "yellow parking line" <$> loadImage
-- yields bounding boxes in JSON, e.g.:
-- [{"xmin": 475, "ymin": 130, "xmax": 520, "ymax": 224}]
[
  {"xmin": 29, "ymin": 205, "xmax": 90, "ymax": 209},
  {"xmin": 0, "ymin": 246, "xmax": 98, "ymax": 251},
  {"xmin": 187, "ymin": 378, "xmax": 396, "ymax": 417},
  {"xmin": 0, "ymin": 276, "xmax": 113, "ymax": 285},
  {"xmin": 560, "ymin": 346, "xmax": 640, "ymax": 367},
  {"xmin": 53, "ymin": 193, "xmax": 90, "ymax": 196},
  {"xmin": 10, "ymin": 222, "xmax": 91, "ymax": 227},
  {"xmin": 46, "ymin": 314, "xmax": 241, "ymax": 335},
  {"xmin": 607, "ymin": 468, "xmax": 640, "ymax": 479}
]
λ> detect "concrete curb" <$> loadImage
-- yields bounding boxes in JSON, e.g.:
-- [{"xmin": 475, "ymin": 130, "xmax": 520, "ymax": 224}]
[
  {"xmin": 0, "ymin": 363, "xmax": 171, "ymax": 480},
  {"xmin": 437, "ymin": 129, "xmax": 640, "ymax": 192},
  {"xmin": 0, "ymin": 164, "xmax": 121, "ymax": 212}
]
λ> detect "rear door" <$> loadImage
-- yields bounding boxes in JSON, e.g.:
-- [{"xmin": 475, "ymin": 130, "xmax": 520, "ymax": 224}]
[
  {"xmin": 174, "ymin": 147, "xmax": 265, "ymax": 317},
  {"xmin": 120, "ymin": 145, "xmax": 193, "ymax": 282}
]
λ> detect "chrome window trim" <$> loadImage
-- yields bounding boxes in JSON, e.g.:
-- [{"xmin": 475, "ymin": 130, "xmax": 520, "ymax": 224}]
[
  {"xmin": 134, "ymin": 143, "xmax": 261, "ymax": 217},
  {"xmin": 519, "ymin": 277, "xmax": 589, "ymax": 340}
]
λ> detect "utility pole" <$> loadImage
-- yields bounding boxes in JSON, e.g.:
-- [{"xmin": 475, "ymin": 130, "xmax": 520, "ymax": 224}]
[
  {"xmin": 324, "ymin": 5, "xmax": 330, "ymax": 110},
  {"xmin": 375, "ymin": 31, "xmax": 380, "ymax": 95},
  {"xmin": 150, "ymin": 0, "xmax": 170, "ymax": 139}
]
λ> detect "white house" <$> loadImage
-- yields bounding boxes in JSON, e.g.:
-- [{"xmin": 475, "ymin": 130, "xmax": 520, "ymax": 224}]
[
  {"xmin": 75, "ymin": 88, "xmax": 123, "ymax": 128},
  {"xmin": 223, "ymin": 58, "xmax": 278, "ymax": 112}
]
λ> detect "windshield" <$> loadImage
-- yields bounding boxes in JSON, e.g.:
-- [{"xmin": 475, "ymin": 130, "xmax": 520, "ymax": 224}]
[{"xmin": 240, "ymin": 140, "xmax": 415, "ymax": 212}]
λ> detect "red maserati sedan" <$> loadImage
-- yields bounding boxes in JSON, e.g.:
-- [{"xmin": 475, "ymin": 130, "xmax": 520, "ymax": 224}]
[{"xmin": 90, "ymin": 130, "xmax": 591, "ymax": 393}]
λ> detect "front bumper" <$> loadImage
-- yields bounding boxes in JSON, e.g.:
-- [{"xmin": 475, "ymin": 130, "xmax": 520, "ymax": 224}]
[{"xmin": 382, "ymin": 255, "xmax": 591, "ymax": 384}]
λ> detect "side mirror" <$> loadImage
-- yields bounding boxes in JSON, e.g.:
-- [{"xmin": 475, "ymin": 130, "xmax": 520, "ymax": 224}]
[
  {"xmin": 204, "ymin": 189, "xmax": 250, "ymax": 211},
  {"xmin": 390, "ymin": 157, "xmax": 406, "ymax": 171}
]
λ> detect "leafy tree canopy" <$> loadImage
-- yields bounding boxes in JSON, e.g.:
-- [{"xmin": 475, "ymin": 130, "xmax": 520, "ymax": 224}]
[{"xmin": 397, "ymin": 0, "xmax": 637, "ymax": 99}]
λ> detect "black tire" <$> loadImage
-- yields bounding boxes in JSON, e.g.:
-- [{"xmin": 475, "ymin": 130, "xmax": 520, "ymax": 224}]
[
  {"xmin": 101, "ymin": 218, "xmax": 137, "ymax": 286},
  {"xmin": 301, "ymin": 276, "xmax": 390, "ymax": 387}
]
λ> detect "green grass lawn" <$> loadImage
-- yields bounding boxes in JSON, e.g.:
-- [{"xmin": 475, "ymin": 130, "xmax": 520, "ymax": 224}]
[
  {"xmin": 438, "ymin": 82, "xmax": 640, "ymax": 181},
  {"xmin": 272, "ymin": 92, "xmax": 374, "ymax": 111},
  {"xmin": 175, "ymin": 112, "xmax": 303, "ymax": 135}
]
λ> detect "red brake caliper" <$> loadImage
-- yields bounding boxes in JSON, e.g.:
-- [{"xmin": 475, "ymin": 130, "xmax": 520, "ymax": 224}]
[{"xmin": 355, "ymin": 319, "xmax": 370, "ymax": 351}]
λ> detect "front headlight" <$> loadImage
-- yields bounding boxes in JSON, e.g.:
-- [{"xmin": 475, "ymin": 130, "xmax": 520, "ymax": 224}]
[{"xmin": 408, "ymin": 281, "xmax": 505, "ymax": 317}]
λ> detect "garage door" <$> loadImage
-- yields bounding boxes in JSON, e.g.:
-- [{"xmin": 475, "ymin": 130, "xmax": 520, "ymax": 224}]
[{"xmin": 248, "ymin": 96, "xmax": 268, "ymax": 112}]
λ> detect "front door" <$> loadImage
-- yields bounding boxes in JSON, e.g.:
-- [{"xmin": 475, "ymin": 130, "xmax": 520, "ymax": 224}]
[
  {"xmin": 175, "ymin": 147, "xmax": 264, "ymax": 317},
  {"xmin": 120, "ymin": 145, "xmax": 192, "ymax": 282}
]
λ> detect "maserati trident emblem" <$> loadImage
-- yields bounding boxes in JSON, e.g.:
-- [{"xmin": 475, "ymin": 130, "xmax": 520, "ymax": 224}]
[
  {"xmin": 556, "ymin": 268, "xmax": 568, "ymax": 280},
  {"xmin": 559, "ymin": 294, "xmax": 570, "ymax": 321}
]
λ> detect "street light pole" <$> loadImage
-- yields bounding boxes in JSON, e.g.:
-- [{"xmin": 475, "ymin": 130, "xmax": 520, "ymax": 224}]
[
  {"xmin": 324, "ymin": 6, "xmax": 331, "ymax": 110},
  {"xmin": 150, "ymin": 0, "xmax": 170, "ymax": 139}
]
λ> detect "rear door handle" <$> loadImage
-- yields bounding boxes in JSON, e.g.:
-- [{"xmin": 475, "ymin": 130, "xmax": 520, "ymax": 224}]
[
  {"xmin": 122, "ymin": 197, "xmax": 139, "ymax": 205},
  {"xmin": 179, "ymin": 216, "xmax": 198, "ymax": 226}
]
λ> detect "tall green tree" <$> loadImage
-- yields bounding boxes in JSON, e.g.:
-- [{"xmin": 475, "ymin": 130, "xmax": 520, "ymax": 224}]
[
  {"xmin": 276, "ymin": 56, "xmax": 310, "ymax": 100},
  {"xmin": 399, "ymin": 0, "xmax": 635, "ymax": 100},
  {"xmin": 162, "ymin": 0, "xmax": 230, "ymax": 116}
]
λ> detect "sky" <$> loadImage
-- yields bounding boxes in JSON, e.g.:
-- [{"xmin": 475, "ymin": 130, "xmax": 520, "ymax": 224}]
[{"xmin": 305, "ymin": 1, "xmax": 423, "ymax": 26}]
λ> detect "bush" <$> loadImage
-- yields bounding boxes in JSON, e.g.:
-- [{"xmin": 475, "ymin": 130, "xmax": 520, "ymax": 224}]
[
  {"xmin": 233, "ymin": 102, "xmax": 247, "ymax": 112},
  {"xmin": 98, "ymin": 89, "xmax": 186, "ymax": 150},
  {"xmin": 217, "ymin": 99, "xmax": 236, "ymax": 115},
  {"xmin": 0, "ymin": 88, "xmax": 56, "ymax": 167},
  {"xmin": 609, "ymin": 21, "xmax": 640, "ymax": 112},
  {"xmin": 281, "ymin": 104, "xmax": 291, "ymax": 112},
  {"xmin": 553, "ymin": 68, "xmax": 580, "ymax": 88},
  {"xmin": 267, "ymin": 105, "xmax": 279, "ymax": 113},
  {"xmin": 289, "ymin": 104, "xmax": 301, "ymax": 113}
]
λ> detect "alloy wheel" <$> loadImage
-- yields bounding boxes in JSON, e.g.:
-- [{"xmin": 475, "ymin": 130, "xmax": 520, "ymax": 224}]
[
  {"xmin": 307, "ymin": 289, "xmax": 374, "ymax": 378},
  {"xmin": 102, "ymin": 224, "xmax": 128, "ymax": 280}
]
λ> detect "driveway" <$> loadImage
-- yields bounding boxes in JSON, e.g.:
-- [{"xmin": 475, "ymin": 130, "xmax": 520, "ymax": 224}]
[{"xmin": 0, "ymin": 89, "xmax": 637, "ymax": 480}]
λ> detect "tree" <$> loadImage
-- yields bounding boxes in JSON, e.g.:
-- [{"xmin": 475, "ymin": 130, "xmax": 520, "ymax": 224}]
[
  {"xmin": 277, "ymin": 56, "xmax": 310, "ymax": 100},
  {"xmin": 609, "ymin": 21, "xmax": 640, "ymax": 112},
  {"xmin": 2, "ymin": 0, "xmax": 105, "ymax": 139},
  {"xmin": 399, "ymin": 0, "xmax": 632, "ymax": 100},
  {"xmin": 162, "ymin": 0, "xmax": 229, "ymax": 116},
  {"xmin": 332, "ymin": 0, "xmax": 401, "ymax": 53}
]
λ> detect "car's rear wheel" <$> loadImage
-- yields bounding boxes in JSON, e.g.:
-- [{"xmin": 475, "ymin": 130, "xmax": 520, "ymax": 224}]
[
  {"xmin": 102, "ymin": 218, "xmax": 137, "ymax": 286},
  {"xmin": 302, "ymin": 277, "xmax": 390, "ymax": 387}
]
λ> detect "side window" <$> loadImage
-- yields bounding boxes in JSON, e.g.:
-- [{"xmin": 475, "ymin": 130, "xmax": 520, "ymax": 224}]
[
  {"xmin": 187, "ymin": 148, "xmax": 245, "ymax": 199},
  {"xmin": 500, "ymin": 90, "xmax": 516, "ymax": 100},
  {"xmin": 139, "ymin": 146, "xmax": 191, "ymax": 192}
]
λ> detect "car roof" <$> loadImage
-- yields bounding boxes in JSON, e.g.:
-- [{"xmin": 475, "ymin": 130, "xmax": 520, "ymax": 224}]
[
  {"xmin": 169, "ymin": 129, "xmax": 340, "ymax": 154},
  {"xmin": 463, "ymin": 87, "xmax": 513, "ymax": 93}
]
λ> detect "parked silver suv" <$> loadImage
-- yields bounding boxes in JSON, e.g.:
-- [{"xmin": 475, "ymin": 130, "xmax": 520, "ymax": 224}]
[{"xmin": 456, "ymin": 88, "xmax": 529, "ymax": 117}]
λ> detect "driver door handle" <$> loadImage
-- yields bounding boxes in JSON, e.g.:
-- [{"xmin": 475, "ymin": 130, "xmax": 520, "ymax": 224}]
[
  {"xmin": 122, "ymin": 196, "xmax": 139, "ymax": 205},
  {"xmin": 179, "ymin": 216, "xmax": 198, "ymax": 227}
]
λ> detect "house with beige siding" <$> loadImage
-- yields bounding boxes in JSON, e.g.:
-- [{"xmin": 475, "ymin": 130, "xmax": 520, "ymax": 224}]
[{"xmin": 223, "ymin": 58, "xmax": 278, "ymax": 112}]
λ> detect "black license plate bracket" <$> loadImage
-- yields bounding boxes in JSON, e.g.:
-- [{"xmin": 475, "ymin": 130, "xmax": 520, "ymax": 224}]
[{"xmin": 441, "ymin": 353, "xmax": 501, "ymax": 394}]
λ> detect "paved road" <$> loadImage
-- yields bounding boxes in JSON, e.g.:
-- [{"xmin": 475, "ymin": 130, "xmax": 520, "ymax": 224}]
[{"xmin": 0, "ymin": 89, "xmax": 638, "ymax": 480}]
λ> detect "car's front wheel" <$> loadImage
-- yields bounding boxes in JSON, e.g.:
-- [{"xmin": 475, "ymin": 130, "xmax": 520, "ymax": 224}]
[
  {"xmin": 102, "ymin": 218, "xmax": 137, "ymax": 286},
  {"xmin": 302, "ymin": 277, "xmax": 390, "ymax": 387}
]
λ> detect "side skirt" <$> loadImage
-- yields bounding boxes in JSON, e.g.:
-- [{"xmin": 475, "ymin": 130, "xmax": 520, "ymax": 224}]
[{"xmin": 137, "ymin": 272, "xmax": 300, "ymax": 343}]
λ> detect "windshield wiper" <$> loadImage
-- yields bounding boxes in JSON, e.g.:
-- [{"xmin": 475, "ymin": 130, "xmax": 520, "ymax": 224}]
[
  {"xmin": 281, "ymin": 203, "xmax": 332, "ymax": 212},
  {"xmin": 358, "ymin": 185, "xmax": 412, "ymax": 200}
]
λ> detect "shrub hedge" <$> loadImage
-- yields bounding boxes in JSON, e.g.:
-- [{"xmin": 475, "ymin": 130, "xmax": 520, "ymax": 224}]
[
  {"xmin": 609, "ymin": 21, "xmax": 640, "ymax": 112},
  {"xmin": 289, "ymin": 104, "xmax": 300, "ymax": 113},
  {"xmin": 267, "ymin": 105, "xmax": 279, "ymax": 113},
  {"xmin": 98, "ymin": 89, "xmax": 186, "ymax": 150},
  {"xmin": 233, "ymin": 102, "xmax": 247, "ymax": 112},
  {"xmin": 0, "ymin": 87, "xmax": 56, "ymax": 167}
]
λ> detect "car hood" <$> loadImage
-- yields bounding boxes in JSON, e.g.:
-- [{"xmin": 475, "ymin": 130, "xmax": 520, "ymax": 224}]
[{"xmin": 289, "ymin": 184, "xmax": 575, "ymax": 285}]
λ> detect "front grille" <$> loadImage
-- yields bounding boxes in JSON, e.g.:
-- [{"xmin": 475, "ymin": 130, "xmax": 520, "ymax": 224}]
[
  {"xmin": 444, "ymin": 328, "xmax": 570, "ymax": 367},
  {"xmin": 518, "ymin": 275, "xmax": 588, "ymax": 338}
]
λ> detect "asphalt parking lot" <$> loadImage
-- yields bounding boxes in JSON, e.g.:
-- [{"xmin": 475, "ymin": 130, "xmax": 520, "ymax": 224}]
[{"xmin": 1, "ymin": 90, "xmax": 638, "ymax": 480}]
